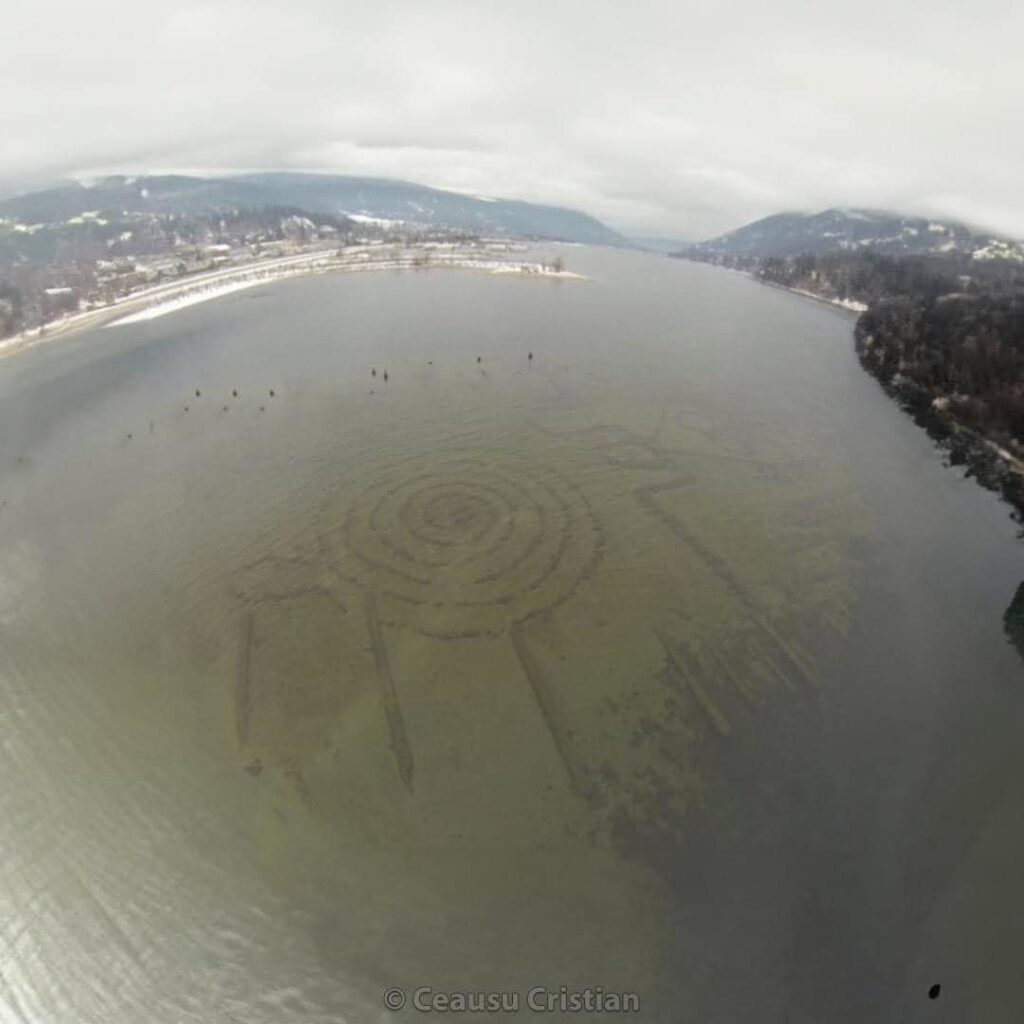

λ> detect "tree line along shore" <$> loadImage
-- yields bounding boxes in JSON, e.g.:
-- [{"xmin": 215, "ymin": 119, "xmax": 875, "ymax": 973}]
[{"xmin": 687, "ymin": 248, "xmax": 1024, "ymax": 522}]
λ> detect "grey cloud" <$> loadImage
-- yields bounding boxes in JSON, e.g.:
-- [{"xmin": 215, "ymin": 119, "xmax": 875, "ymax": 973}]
[{"xmin": 3, "ymin": 0, "xmax": 1022, "ymax": 238}]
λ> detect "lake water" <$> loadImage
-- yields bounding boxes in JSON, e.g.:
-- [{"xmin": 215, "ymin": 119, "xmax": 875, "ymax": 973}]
[{"xmin": 1, "ymin": 247, "xmax": 1022, "ymax": 1023}]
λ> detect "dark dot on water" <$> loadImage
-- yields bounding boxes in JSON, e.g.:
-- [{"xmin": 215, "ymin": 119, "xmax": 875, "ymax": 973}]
[
  {"xmin": 195, "ymin": 389, "xmax": 201, "ymax": 397},
  {"xmin": 184, "ymin": 405, "xmax": 189, "ymax": 412},
  {"xmin": 928, "ymin": 984, "xmax": 941, "ymax": 1000},
  {"xmin": 232, "ymin": 389, "xmax": 238, "ymax": 397},
  {"xmin": 259, "ymin": 405, "xmax": 265, "ymax": 412},
  {"xmin": 127, "ymin": 433, "xmax": 133, "ymax": 439},
  {"xmin": 371, "ymin": 368, "xmax": 376, "ymax": 377},
  {"xmin": 476, "ymin": 356, "xmax": 481, "ymax": 363},
  {"xmin": 269, "ymin": 389, "xmax": 275, "ymax": 397},
  {"xmin": 528, "ymin": 351, "xmax": 533, "ymax": 360},
  {"xmin": 222, "ymin": 405, "xmax": 228, "ymax": 412}
]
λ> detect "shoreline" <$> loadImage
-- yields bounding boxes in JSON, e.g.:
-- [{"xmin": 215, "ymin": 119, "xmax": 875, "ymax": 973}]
[
  {"xmin": 0, "ymin": 247, "xmax": 585, "ymax": 360},
  {"xmin": 744, "ymin": 259, "xmax": 1024, "ymax": 523},
  {"xmin": 853, "ymin": 322, "xmax": 1024, "ymax": 523},
  {"xmin": 769, "ymin": 270, "xmax": 1024, "ymax": 523},
  {"xmin": 753, "ymin": 275, "xmax": 867, "ymax": 314},
  {"xmin": 672, "ymin": 256, "xmax": 868, "ymax": 317}
]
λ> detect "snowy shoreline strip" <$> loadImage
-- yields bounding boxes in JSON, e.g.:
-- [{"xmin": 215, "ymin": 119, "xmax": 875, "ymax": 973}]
[{"xmin": 103, "ymin": 257, "xmax": 585, "ymax": 327}]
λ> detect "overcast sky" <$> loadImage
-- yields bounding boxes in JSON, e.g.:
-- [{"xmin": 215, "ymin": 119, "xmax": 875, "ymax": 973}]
[{"xmin": 3, "ymin": 0, "xmax": 1021, "ymax": 239}]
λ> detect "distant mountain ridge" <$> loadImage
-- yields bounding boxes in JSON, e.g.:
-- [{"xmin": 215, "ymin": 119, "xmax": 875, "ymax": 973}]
[
  {"xmin": 0, "ymin": 172, "xmax": 626, "ymax": 246},
  {"xmin": 629, "ymin": 235, "xmax": 693, "ymax": 253},
  {"xmin": 679, "ymin": 208, "xmax": 1024, "ymax": 262}
]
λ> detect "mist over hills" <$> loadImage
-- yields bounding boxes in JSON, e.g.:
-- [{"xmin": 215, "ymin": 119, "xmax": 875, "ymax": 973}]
[
  {"xmin": 0, "ymin": 173, "xmax": 626, "ymax": 247},
  {"xmin": 678, "ymin": 208, "xmax": 1024, "ymax": 262},
  {"xmin": 9, "ymin": 173, "xmax": 1024, "ymax": 263}
]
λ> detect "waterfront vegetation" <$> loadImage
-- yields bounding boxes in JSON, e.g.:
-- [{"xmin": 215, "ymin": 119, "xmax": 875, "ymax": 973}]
[{"xmin": 686, "ymin": 247, "xmax": 1024, "ymax": 518}]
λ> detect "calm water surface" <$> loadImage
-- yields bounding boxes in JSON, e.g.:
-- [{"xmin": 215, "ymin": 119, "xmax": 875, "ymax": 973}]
[{"xmin": 1, "ymin": 248, "xmax": 1022, "ymax": 1022}]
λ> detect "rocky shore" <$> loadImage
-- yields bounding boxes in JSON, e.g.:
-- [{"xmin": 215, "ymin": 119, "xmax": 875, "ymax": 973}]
[{"xmin": 854, "ymin": 313, "xmax": 1024, "ymax": 524}]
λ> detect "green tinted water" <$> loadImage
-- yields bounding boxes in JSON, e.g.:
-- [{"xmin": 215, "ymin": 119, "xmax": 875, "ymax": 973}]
[{"xmin": 1, "ymin": 249, "xmax": 1022, "ymax": 1022}]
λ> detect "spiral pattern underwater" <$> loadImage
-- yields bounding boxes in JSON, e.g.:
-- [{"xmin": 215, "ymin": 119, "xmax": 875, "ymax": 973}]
[{"xmin": 337, "ymin": 450, "xmax": 604, "ymax": 638}]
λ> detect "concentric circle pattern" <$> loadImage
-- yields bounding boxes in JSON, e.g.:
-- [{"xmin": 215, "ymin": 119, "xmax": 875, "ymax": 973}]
[{"xmin": 337, "ymin": 451, "xmax": 603, "ymax": 637}]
